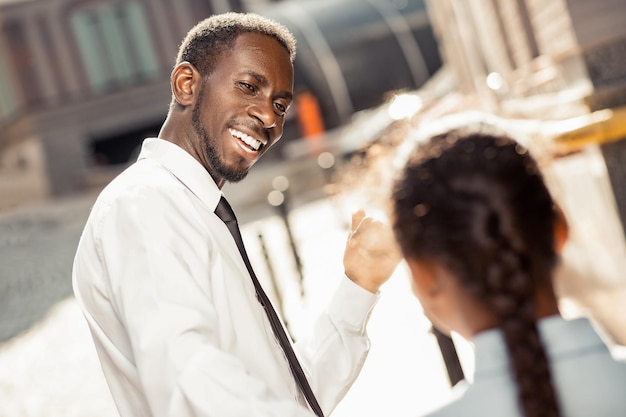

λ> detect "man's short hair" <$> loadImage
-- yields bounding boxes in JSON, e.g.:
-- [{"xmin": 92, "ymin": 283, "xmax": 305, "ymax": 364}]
[{"xmin": 176, "ymin": 12, "xmax": 296, "ymax": 76}]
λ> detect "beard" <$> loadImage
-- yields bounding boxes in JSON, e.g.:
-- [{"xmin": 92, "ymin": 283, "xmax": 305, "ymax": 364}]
[{"xmin": 191, "ymin": 89, "xmax": 249, "ymax": 183}]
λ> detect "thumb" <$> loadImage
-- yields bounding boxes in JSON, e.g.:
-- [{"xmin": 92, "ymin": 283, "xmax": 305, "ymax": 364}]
[{"xmin": 350, "ymin": 209, "xmax": 366, "ymax": 233}]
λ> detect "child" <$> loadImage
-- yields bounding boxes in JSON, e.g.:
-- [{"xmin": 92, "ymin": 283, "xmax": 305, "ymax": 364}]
[{"xmin": 390, "ymin": 127, "xmax": 626, "ymax": 417}]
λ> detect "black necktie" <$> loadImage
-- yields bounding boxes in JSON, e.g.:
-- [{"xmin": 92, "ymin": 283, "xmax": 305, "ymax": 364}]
[{"xmin": 215, "ymin": 196, "xmax": 324, "ymax": 417}]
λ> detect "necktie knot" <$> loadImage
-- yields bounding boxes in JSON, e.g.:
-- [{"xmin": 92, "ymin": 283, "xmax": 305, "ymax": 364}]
[{"xmin": 215, "ymin": 196, "xmax": 237, "ymax": 225}]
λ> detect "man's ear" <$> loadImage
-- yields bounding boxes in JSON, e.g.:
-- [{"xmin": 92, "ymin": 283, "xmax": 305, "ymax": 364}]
[
  {"xmin": 171, "ymin": 62, "xmax": 200, "ymax": 107},
  {"xmin": 554, "ymin": 205, "xmax": 569, "ymax": 254}
]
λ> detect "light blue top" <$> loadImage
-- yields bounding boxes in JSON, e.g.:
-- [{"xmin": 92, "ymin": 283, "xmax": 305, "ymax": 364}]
[{"xmin": 425, "ymin": 316, "xmax": 626, "ymax": 416}]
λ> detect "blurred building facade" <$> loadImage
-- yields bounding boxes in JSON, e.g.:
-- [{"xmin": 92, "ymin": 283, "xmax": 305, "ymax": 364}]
[
  {"xmin": 427, "ymin": 0, "xmax": 626, "ymax": 108},
  {"xmin": 0, "ymin": 0, "xmax": 440, "ymax": 208},
  {"xmin": 426, "ymin": 0, "xmax": 626, "ymax": 225}
]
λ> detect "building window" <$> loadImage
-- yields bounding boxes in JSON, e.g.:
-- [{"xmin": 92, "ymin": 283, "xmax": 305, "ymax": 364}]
[
  {"xmin": 0, "ymin": 59, "xmax": 19, "ymax": 121},
  {"xmin": 3, "ymin": 19, "xmax": 41, "ymax": 111},
  {"xmin": 70, "ymin": 0, "xmax": 160, "ymax": 93}
]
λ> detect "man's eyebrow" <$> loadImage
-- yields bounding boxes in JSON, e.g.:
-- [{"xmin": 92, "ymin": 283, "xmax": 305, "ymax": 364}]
[
  {"xmin": 243, "ymin": 70, "xmax": 268, "ymax": 85},
  {"xmin": 242, "ymin": 70, "xmax": 293, "ymax": 101}
]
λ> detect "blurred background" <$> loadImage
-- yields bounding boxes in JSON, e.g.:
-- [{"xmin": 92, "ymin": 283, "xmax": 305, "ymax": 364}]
[{"xmin": 0, "ymin": 0, "xmax": 625, "ymax": 416}]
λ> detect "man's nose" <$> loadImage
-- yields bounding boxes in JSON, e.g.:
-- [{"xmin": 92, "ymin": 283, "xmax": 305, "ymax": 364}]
[{"xmin": 248, "ymin": 101, "xmax": 277, "ymax": 129}]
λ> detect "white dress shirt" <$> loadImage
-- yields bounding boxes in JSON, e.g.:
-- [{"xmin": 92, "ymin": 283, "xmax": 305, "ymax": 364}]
[
  {"xmin": 424, "ymin": 315, "xmax": 626, "ymax": 416},
  {"xmin": 72, "ymin": 138, "xmax": 378, "ymax": 417}
]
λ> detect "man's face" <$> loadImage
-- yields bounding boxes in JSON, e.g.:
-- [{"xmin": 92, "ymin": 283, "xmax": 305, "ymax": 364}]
[{"xmin": 191, "ymin": 32, "xmax": 294, "ymax": 184}]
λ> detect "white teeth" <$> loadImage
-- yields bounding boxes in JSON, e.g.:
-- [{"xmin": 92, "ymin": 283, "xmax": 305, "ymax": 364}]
[{"xmin": 229, "ymin": 128, "xmax": 262, "ymax": 151}]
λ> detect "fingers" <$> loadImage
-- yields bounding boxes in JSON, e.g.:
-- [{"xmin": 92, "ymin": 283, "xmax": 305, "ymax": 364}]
[
  {"xmin": 350, "ymin": 209, "xmax": 366, "ymax": 232},
  {"xmin": 343, "ymin": 212, "xmax": 402, "ymax": 293}
]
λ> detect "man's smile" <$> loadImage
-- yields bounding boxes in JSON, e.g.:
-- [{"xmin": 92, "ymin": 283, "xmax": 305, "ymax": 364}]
[{"xmin": 229, "ymin": 128, "xmax": 265, "ymax": 153}]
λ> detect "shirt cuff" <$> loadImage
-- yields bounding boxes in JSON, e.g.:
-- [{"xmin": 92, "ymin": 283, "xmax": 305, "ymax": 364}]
[{"xmin": 327, "ymin": 275, "xmax": 379, "ymax": 333}]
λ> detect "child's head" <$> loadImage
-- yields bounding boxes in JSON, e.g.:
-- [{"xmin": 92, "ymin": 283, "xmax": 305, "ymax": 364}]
[{"xmin": 391, "ymin": 126, "xmax": 564, "ymax": 417}]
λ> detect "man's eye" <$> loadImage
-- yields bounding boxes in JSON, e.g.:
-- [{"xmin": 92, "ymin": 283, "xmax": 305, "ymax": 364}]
[
  {"xmin": 239, "ymin": 82, "xmax": 255, "ymax": 92},
  {"xmin": 274, "ymin": 102, "xmax": 286, "ymax": 114}
]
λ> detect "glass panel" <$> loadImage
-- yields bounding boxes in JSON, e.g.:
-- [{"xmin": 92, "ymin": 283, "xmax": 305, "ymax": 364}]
[
  {"xmin": 0, "ymin": 61, "xmax": 18, "ymax": 120},
  {"xmin": 124, "ymin": 1, "xmax": 160, "ymax": 79},
  {"xmin": 99, "ymin": 2, "xmax": 134, "ymax": 84},
  {"xmin": 71, "ymin": 10, "xmax": 110, "ymax": 91}
]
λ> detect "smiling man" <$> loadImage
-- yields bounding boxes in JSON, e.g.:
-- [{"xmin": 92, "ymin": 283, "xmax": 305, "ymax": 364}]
[{"xmin": 72, "ymin": 12, "xmax": 400, "ymax": 417}]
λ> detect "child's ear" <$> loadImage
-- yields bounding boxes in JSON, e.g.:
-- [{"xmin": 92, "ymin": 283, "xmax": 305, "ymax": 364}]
[
  {"xmin": 406, "ymin": 258, "xmax": 441, "ymax": 301},
  {"xmin": 554, "ymin": 205, "xmax": 569, "ymax": 254}
]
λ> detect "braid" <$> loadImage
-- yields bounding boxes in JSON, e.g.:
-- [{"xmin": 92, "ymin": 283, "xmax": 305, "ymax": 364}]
[
  {"xmin": 466, "ymin": 181, "xmax": 560, "ymax": 417},
  {"xmin": 391, "ymin": 128, "xmax": 561, "ymax": 417}
]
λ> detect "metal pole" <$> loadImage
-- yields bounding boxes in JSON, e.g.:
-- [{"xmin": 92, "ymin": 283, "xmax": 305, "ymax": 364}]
[
  {"xmin": 268, "ymin": 177, "xmax": 305, "ymax": 296},
  {"xmin": 257, "ymin": 229, "xmax": 295, "ymax": 340}
]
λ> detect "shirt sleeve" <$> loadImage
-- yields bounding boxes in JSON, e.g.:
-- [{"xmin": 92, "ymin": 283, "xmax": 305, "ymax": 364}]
[
  {"xmin": 95, "ymin": 188, "xmax": 315, "ymax": 417},
  {"xmin": 294, "ymin": 274, "xmax": 379, "ymax": 414}
]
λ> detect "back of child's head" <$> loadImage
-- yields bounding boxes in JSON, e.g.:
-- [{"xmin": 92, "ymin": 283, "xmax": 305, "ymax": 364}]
[{"xmin": 391, "ymin": 126, "xmax": 561, "ymax": 417}]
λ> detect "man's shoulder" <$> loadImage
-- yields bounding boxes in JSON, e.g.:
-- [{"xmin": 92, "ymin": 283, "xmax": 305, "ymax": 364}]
[
  {"xmin": 97, "ymin": 160, "xmax": 186, "ymax": 206},
  {"xmin": 85, "ymin": 160, "xmax": 211, "ymax": 237}
]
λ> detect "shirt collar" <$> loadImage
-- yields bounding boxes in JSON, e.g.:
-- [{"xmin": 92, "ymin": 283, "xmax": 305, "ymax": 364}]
[{"xmin": 137, "ymin": 138, "xmax": 222, "ymax": 211}]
